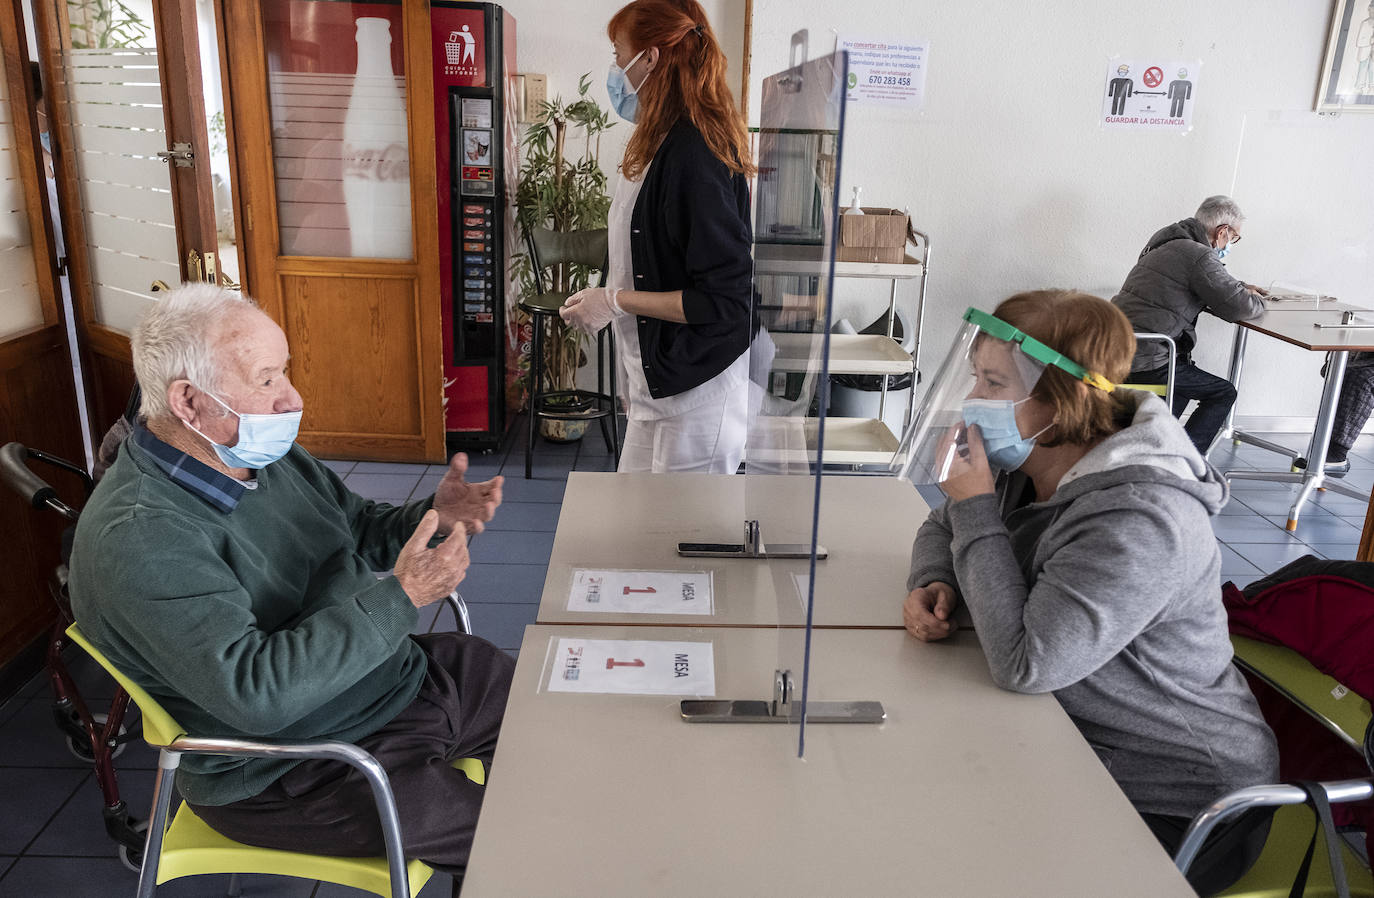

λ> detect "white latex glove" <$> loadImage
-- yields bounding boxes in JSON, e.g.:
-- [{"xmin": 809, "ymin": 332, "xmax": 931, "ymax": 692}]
[{"xmin": 559, "ymin": 287, "xmax": 624, "ymax": 334}]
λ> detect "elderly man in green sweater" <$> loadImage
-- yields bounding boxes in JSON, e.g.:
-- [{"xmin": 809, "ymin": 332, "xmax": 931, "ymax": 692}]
[{"xmin": 69, "ymin": 283, "xmax": 512, "ymax": 886}]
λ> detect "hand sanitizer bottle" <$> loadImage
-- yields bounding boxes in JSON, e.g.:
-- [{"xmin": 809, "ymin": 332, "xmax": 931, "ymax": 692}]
[{"xmin": 844, "ymin": 185, "xmax": 864, "ymax": 215}]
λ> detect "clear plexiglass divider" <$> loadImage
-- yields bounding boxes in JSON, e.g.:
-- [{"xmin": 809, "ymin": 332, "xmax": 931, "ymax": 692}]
[{"xmin": 679, "ymin": 38, "xmax": 884, "ymax": 752}]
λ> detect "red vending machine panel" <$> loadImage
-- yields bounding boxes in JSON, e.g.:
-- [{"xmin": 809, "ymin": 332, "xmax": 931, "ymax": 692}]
[{"xmin": 432, "ymin": 2, "xmax": 518, "ymax": 451}]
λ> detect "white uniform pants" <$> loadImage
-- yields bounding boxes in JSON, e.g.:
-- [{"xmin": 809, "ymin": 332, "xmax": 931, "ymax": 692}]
[{"xmin": 618, "ymin": 387, "xmax": 748, "ymax": 474}]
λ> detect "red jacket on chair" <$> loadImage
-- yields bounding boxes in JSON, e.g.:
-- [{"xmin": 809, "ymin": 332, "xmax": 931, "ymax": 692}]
[{"xmin": 1223, "ymin": 554, "xmax": 1374, "ymax": 852}]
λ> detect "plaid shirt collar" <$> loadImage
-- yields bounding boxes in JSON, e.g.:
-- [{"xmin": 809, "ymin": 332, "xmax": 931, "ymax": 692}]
[{"xmin": 131, "ymin": 421, "xmax": 246, "ymax": 514}]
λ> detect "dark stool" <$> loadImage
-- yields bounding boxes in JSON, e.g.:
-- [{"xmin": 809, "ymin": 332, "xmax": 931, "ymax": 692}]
[{"xmin": 520, "ymin": 227, "xmax": 620, "ymax": 479}]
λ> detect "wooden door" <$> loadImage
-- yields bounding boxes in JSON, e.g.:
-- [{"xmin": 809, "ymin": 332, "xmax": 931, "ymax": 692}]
[
  {"xmin": 219, "ymin": 0, "xmax": 445, "ymax": 462},
  {"xmin": 0, "ymin": 5, "xmax": 86, "ymax": 671},
  {"xmin": 31, "ymin": 0, "xmax": 221, "ymax": 432}
]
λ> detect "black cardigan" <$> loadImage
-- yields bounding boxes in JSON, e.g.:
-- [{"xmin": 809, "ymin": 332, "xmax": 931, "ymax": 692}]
[{"xmin": 628, "ymin": 119, "xmax": 753, "ymax": 399}]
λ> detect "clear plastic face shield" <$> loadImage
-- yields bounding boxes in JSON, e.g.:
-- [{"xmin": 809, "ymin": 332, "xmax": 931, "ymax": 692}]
[{"xmin": 891, "ymin": 307, "xmax": 1114, "ymax": 486}]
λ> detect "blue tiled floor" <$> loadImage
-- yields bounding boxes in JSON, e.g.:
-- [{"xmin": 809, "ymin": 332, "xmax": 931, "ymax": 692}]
[
  {"xmin": 1, "ymin": 423, "xmax": 1370, "ymax": 894},
  {"xmin": 1209, "ymin": 431, "xmax": 1374, "ymax": 579}
]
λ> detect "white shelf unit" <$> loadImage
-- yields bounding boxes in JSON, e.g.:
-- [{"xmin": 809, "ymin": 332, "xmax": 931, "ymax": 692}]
[
  {"xmin": 748, "ymin": 416, "xmax": 903, "ymax": 467},
  {"xmin": 769, "ymin": 333, "xmax": 915, "ymax": 375},
  {"xmin": 752, "ymin": 234, "xmax": 931, "ymax": 468}
]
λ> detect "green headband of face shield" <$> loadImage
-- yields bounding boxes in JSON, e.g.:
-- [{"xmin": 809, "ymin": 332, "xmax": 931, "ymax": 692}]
[{"xmin": 965, "ymin": 308, "xmax": 1117, "ymax": 393}]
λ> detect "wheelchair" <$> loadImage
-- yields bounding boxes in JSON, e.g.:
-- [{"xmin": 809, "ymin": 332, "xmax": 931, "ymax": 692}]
[{"xmin": 0, "ymin": 397, "xmax": 147, "ymax": 870}]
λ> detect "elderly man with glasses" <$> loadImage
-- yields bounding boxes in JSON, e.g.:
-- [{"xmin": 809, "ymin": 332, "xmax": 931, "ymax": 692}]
[{"xmin": 1111, "ymin": 195, "xmax": 1268, "ymax": 455}]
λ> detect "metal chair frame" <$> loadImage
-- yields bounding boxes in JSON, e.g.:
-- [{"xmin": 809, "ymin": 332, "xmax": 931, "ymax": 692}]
[
  {"xmin": 68, "ymin": 612, "xmax": 472, "ymax": 898},
  {"xmin": 1126, "ymin": 332, "xmax": 1178, "ymax": 406},
  {"xmin": 1174, "ymin": 634, "xmax": 1374, "ymax": 891},
  {"xmin": 1174, "ymin": 778, "xmax": 1373, "ymax": 876}
]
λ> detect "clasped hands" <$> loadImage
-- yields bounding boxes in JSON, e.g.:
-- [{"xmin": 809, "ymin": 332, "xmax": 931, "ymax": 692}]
[{"xmin": 395, "ymin": 453, "xmax": 503, "ymax": 609}]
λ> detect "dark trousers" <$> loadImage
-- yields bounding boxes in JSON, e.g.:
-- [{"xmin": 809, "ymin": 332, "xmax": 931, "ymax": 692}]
[
  {"xmin": 1143, "ymin": 807, "xmax": 1273, "ymax": 897},
  {"xmin": 1133, "ymin": 359, "xmax": 1237, "ymax": 454},
  {"xmin": 192, "ymin": 633, "xmax": 515, "ymax": 879},
  {"xmin": 1330, "ymin": 360, "xmax": 1374, "ymax": 452}
]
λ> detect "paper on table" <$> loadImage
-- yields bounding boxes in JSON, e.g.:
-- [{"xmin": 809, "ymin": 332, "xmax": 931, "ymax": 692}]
[
  {"xmin": 567, "ymin": 569, "xmax": 714, "ymax": 615},
  {"xmin": 1265, "ymin": 282, "xmax": 1337, "ymax": 303},
  {"xmin": 545, "ymin": 637, "xmax": 716, "ymax": 695}
]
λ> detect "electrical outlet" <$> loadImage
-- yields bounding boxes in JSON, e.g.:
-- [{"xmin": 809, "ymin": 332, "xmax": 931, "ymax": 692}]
[{"xmin": 524, "ymin": 73, "xmax": 547, "ymax": 117}]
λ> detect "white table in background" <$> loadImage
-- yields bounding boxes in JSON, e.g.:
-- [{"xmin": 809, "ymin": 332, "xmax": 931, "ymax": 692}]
[
  {"xmin": 1224, "ymin": 302, "xmax": 1373, "ymax": 529},
  {"xmin": 536, "ymin": 472, "xmax": 930, "ymax": 628},
  {"xmin": 462, "ymin": 625, "xmax": 1194, "ymax": 897}
]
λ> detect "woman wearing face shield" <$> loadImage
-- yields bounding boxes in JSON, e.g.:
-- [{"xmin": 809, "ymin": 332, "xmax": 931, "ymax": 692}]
[
  {"xmin": 558, "ymin": 0, "xmax": 754, "ymax": 474},
  {"xmin": 897, "ymin": 290, "xmax": 1277, "ymax": 896}
]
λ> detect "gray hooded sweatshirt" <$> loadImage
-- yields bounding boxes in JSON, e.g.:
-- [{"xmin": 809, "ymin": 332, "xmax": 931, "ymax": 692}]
[{"xmin": 908, "ymin": 391, "xmax": 1277, "ymax": 818}]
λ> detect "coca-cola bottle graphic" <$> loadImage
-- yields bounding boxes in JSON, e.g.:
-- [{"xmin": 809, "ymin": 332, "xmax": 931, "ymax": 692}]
[{"xmin": 342, "ymin": 17, "xmax": 411, "ymax": 257}]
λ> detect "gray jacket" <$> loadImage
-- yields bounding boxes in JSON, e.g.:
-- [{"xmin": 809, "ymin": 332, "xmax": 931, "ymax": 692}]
[
  {"xmin": 1112, "ymin": 217, "xmax": 1264, "ymax": 371},
  {"xmin": 908, "ymin": 391, "xmax": 1277, "ymax": 818}
]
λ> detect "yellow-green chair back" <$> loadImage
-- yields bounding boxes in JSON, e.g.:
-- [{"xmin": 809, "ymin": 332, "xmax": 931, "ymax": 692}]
[
  {"xmin": 1211, "ymin": 635, "xmax": 1374, "ymax": 897},
  {"xmin": 1217, "ymin": 803, "xmax": 1373, "ymax": 897},
  {"xmin": 67, "ymin": 624, "xmax": 484, "ymax": 897},
  {"xmin": 1232, "ymin": 635, "xmax": 1372, "ymax": 752}
]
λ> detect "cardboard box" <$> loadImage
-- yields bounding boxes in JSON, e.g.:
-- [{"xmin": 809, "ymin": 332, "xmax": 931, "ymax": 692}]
[{"xmin": 838, "ymin": 207, "xmax": 908, "ymax": 263}]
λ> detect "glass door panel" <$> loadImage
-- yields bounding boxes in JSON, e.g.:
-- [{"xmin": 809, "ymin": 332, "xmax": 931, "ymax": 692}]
[
  {"xmin": 52, "ymin": 14, "xmax": 178, "ymax": 334},
  {"xmin": 0, "ymin": 67, "xmax": 44, "ymax": 339},
  {"xmin": 262, "ymin": 0, "xmax": 412, "ymax": 259}
]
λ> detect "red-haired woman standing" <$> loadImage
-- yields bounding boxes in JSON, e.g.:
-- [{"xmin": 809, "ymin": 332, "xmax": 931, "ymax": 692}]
[{"xmin": 559, "ymin": 0, "xmax": 755, "ymax": 474}]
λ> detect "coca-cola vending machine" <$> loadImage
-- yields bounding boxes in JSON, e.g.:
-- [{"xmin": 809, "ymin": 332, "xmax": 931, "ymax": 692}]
[{"xmin": 432, "ymin": 2, "xmax": 519, "ymax": 452}]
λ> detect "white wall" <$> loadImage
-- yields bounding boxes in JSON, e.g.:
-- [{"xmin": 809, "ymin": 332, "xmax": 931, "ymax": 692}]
[{"xmin": 747, "ymin": 0, "xmax": 1374, "ymax": 427}]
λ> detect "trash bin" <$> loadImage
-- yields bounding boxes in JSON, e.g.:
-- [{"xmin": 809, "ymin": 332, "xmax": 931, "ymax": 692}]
[{"xmin": 829, "ymin": 307, "xmax": 915, "ymax": 435}]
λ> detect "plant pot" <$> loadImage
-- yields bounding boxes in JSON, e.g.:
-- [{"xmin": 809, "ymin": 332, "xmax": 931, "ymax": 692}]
[{"xmin": 539, "ymin": 394, "xmax": 595, "ymax": 443}]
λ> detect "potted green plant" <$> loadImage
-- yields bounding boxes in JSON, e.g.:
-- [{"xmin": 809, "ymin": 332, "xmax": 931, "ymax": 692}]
[{"xmin": 511, "ymin": 75, "xmax": 614, "ymax": 441}]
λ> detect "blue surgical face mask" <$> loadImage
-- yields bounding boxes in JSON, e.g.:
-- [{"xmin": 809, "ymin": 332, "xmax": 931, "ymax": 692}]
[
  {"xmin": 185, "ymin": 387, "xmax": 302, "ymax": 469},
  {"xmin": 1216, "ymin": 243, "xmax": 1231, "ymax": 261},
  {"xmin": 961, "ymin": 398, "xmax": 1049, "ymax": 472},
  {"xmin": 607, "ymin": 49, "xmax": 648, "ymax": 123}
]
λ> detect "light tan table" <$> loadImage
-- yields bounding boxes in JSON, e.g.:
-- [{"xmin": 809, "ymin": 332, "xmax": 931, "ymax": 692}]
[
  {"xmin": 536, "ymin": 472, "xmax": 931, "ymax": 628},
  {"xmin": 1224, "ymin": 302, "xmax": 1374, "ymax": 528},
  {"xmin": 463, "ymin": 625, "xmax": 1195, "ymax": 897}
]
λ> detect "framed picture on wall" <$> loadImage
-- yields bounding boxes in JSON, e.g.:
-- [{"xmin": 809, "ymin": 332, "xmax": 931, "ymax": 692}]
[{"xmin": 1315, "ymin": 0, "xmax": 1374, "ymax": 112}]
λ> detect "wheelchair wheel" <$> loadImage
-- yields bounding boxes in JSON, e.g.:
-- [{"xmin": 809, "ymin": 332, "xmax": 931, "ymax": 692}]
[
  {"xmin": 117, "ymin": 819, "xmax": 148, "ymax": 872},
  {"xmin": 66, "ymin": 713, "xmax": 127, "ymax": 763}
]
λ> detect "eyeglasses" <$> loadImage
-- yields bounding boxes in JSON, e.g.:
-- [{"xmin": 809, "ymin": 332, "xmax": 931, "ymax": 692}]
[{"xmin": 1223, "ymin": 225, "xmax": 1242, "ymax": 244}]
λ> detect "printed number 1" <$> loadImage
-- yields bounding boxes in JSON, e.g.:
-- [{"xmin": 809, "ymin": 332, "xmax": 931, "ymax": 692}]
[
  {"xmin": 623, "ymin": 586, "xmax": 657, "ymax": 595},
  {"xmin": 606, "ymin": 658, "xmax": 645, "ymax": 669}
]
